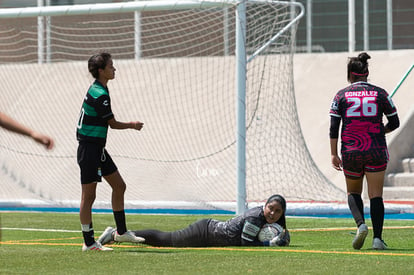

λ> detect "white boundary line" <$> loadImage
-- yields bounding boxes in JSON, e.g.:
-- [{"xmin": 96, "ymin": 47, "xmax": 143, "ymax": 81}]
[
  {"xmin": 1, "ymin": 227, "xmax": 80, "ymax": 233},
  {"xmin": 2, "ymin": 225, "xmax": 414, "ymax": 233}
]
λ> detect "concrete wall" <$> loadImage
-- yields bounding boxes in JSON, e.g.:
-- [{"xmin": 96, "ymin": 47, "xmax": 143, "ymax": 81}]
[
  {"xmin": 294, "ymin": 50, "xmax": 414, "ymax": 192},
  {"xmin": 385, "ymin": 107, "xmax": 414, "ymax": 185}
]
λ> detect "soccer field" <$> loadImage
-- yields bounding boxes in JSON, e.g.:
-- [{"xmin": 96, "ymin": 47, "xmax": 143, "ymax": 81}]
[{"xmin": 1, "ymin": 212, "xmax": 413, "ymax": 274}]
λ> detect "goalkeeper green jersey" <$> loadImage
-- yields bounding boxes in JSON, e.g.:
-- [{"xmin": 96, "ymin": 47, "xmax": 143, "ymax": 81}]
[{"xmin": 76, "ymin": 80, "xmax": 114, "ymax": 146}]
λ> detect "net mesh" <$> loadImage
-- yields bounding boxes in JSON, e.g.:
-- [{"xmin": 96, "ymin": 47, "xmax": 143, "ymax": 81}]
[{"xmin": 0, "ymin": 1, "xmax": 345, "ymax": 210}]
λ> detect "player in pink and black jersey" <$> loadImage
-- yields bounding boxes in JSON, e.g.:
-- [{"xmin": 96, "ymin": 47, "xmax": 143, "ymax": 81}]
[{"xmin": 329, "ymin": 52, "xmax": 399, "ymax": 250}]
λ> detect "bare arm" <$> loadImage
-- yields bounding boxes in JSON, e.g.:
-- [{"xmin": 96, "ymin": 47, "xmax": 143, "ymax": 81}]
[
  {"xmin": 330, "ymin": 138, "xmax": 342, "ymax": 171},
  {"xmin": 107, "ymin": 118, "xmax": 144, "ymax": 131},
  {"xmin": 0, "ymin": 112, "xmax": 54, "ymax": 149}
]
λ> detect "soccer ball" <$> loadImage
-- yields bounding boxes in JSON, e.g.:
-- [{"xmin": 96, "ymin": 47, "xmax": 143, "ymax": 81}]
[{"xmin": 257, "ymin": 223, "xmax": 283, "ymax": 242}]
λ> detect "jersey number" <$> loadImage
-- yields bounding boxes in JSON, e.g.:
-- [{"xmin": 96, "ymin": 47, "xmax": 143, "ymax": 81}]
[
  {"xmin": 77, "ymin": 108, "xmax": 85, "ymax": 129},
  {"xmin": 347, "ymin": 97, "xmax": 377, "ymax": 117}
]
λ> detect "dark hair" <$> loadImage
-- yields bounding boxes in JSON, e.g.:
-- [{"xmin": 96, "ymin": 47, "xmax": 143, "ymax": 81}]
[
  {"xmin": 347, "ymin": 52, "xmax": 371, "ymax": 82},
  {"xmin": 88, "ymin": 52, "xmax": 112, "ymax": 79},
  {"xmin": 266, "ymin": 194, "xmax": 286, "ymax": 211},
  {"xmin": 266, "ymin": 194, "xmax": 287, "ymax": 229}
]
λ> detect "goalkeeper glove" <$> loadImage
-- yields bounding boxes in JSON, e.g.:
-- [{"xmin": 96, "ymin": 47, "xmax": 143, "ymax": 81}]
[{"xmin": 269, "ymin": 229, "xmax": 290, "ymax": 247}]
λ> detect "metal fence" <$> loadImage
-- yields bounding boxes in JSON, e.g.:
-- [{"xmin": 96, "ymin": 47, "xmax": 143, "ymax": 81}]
[{"xmin": 295, "ymin": 0, "xmax": 414, "ymax": 52}]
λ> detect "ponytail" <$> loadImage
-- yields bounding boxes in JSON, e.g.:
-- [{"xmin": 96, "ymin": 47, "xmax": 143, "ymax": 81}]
[
  {"xmin": 347, "ymin": 52, "xmax": 371, "ymax": 82},
  {"xmin": 358, "ymin": 52, "xmax": 370, "ymax": 64}
]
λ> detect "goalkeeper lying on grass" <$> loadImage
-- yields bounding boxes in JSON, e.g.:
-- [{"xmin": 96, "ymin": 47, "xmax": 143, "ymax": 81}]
[{"xmin": 98, "ymin": 194, "xmax": 290, "ymax": 248}]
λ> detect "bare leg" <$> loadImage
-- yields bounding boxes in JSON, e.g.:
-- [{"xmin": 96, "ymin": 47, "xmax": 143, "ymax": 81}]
[
  {"xmin": 104, "ymin": 170, "xmax": 126, "ymax": 211},
  {"xmin": 365, "ymin": 171, "xmax": 385, "ymax": 199},
  {"xmin": 104, "ymin": 170, "xmax": 127, "ymax": 234},
  {"xmin": 80, "ymin": 182, "xmax": 97, "ymax": 225},
  {"xmin": 345, "ymin": 176, "xmax": 363, "ymax": 195},
  {"xmin": 80, "ymin": 182, "xmax": 97, "ymax": 246}
]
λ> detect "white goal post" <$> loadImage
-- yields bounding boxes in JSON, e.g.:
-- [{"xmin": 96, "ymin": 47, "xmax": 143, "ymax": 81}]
[{"xmin": 0, "ymin": 0, "xmax": 345, "ymax": 214}]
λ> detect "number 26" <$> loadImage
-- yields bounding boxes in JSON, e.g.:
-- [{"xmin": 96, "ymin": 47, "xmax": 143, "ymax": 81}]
[{"xmin": 347, "ymin": 97, "xmax": 377, "ymax": 117}]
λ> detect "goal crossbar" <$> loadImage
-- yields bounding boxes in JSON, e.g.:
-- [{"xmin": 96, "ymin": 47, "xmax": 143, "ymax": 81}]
[
  {"xmin": 0, "ymin": 1, "xmax": 305, "ymax": 19},
  {"xmin": 0, "ymin": 1, "xmax": 233, "ymax": 18}
]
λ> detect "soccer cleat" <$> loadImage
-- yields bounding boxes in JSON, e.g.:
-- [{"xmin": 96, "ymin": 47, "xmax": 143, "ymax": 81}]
[
  {"xmin": 114, "ymin": 230, "xmax": 145, "ymax": 243},
  {"xmin": 97, "ymin": 226, "xmax": 116, "ymax": 246},
  {"xmin": 372, "ymin": 238, "xmax": 387, "ymax": 250},
  {"xmin": 82, "ymin": 241, "xmax": 113, "ymax": 251},
  {"xmin": 352, "ymin": 223, "xmax": 368, "ymax": 250}
]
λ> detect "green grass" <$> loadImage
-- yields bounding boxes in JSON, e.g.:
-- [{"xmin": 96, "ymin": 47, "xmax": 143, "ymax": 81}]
[{"xmin": 1, "ymin": 212, "xmax": 413, "ymax": 274}]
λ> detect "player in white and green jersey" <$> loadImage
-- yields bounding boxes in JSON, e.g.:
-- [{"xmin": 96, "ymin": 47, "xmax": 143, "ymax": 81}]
[{"xmin": 76, "ymin": 52, "xmax": 145, "ymax": 251}]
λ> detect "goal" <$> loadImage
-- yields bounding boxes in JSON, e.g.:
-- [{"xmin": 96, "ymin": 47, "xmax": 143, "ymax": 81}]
[{"xmin": 0, "ymin": 1, "xmax": 345, "ymax": 213}]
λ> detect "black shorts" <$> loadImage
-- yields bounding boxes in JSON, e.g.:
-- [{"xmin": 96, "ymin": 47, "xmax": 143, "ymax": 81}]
[
  {"xmin": 77, "ymin": 141, "xmax": 117, "ymax": 184},
  {"xmin": 341, "ymin": 149, "xmax": 389, "ymax": 178}
]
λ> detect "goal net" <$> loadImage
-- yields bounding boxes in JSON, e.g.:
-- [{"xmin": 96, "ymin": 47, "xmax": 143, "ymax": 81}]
[{"xmin": 0, "ymin": 1, "xmax": 345, "ymax": 212}]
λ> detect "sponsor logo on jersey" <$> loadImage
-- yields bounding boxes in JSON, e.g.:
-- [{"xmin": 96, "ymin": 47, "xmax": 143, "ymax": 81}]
[{"xmin": 330, "ymin": 100, "xmax": 338, "ymax": 110}]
